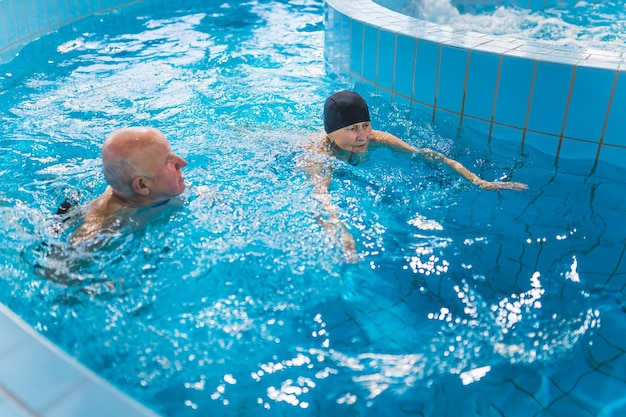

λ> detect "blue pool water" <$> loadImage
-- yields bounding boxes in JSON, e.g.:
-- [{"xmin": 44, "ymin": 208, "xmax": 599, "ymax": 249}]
[{"xmin": 1, "ymin": 0, "xmax": 626, "ymax": 416}]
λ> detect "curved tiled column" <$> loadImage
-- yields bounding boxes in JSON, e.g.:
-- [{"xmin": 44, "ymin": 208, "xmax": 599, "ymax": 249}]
[{"xmin": 325, "ymin": 0, "xmax": 626, "ymax": 169}]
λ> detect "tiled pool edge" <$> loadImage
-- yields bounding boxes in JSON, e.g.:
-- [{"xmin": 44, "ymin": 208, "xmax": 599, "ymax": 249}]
[
  {"xmin": 324, "ymin": 0, "xmax": 626, "ymax": 170},
  {"xmin": 0, "ymin": 302, "xmax": 161, "ymax": 417}
]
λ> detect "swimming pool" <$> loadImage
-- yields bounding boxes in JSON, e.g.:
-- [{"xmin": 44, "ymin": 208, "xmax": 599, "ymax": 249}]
[{"xmin": 1, "ymin": 0, "xmax": 626, "ymax": 417}]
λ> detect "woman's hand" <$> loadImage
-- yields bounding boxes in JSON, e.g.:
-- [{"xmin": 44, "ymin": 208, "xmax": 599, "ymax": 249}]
[{"xmin": 480, "ymin": 180, "xmax": 528, "ymax": 191}]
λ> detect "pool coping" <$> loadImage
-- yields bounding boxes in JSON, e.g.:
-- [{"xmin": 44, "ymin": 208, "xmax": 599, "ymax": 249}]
[
  {"xmin": 0, "ymin": 302, "xmax": 161, "ymax": 417},
  {"xmin": 329, "ymin": 0, "xmax": 626, "ymax": 71}
]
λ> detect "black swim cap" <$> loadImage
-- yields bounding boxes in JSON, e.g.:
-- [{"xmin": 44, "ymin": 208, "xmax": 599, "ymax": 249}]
[{"xmin": 323, "ymin": 90, "xmax": 370, "ymax": 134}]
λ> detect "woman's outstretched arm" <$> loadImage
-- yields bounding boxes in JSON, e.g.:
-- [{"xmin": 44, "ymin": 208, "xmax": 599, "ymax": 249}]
[{"xmin": 371, "ymin": 130, "xmax": 528, "ymax": 191}]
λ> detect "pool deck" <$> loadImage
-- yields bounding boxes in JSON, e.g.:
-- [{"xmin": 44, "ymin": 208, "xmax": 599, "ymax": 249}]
[{"xmin": 0, "ymin": 302, "xmax": 161, "ymax": 417}]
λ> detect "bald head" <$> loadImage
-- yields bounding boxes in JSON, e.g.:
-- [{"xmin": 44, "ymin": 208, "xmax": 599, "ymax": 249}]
[
  {"xmin": 102, "ymin": 127, "xmax": 186, "ymax": 202},
  {"xmin": 102, "ymin": 127, "xmax": 161, "ymax": 197}
]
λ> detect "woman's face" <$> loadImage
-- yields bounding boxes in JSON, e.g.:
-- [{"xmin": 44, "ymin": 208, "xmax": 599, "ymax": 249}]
[{"xmin": 328, "ymin": 121, "xmax": 372, "ymax": 153}]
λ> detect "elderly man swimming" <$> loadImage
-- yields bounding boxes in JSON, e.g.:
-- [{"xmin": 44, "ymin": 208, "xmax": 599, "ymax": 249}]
[{"xmin": 71, "ymin": 127, "xmax": 187, "ymax": 243}]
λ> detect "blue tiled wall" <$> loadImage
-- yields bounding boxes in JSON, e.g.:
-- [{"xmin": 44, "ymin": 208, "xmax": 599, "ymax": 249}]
[{"xmin": 326, "ymin": 0, "xmax": 626, "ymax": 169}]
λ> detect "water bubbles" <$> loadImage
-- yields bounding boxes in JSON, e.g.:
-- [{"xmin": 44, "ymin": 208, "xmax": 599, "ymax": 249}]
[
  {"xmin": 337, "ymin": 393, "xmax": 357, "ymax": 405},
  {"xmin": 183, "ymin": 400, "xmax": 198, "ymax": 410},
  {"xmin": 460, "ymin": 365, "xmax": 491, "ymax": 385},
  {"xmin": 407, "ymin": 253, "xmax": 450, "ymax": 276},
  {"xmin": 565, "ymin": 255, "xmax": 580, "ymax": 282},
  {"xmin": 265, "ymin": 376, "xmax": 316, "ymax": 408},
  {"xmin": 184, "ymin": 378, "xmax": 205, "ymax": 390}
]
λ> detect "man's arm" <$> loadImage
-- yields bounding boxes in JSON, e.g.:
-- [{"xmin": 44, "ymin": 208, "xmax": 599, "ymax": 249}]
[{"xmin": 371, "ymin": 130, "xmax": 528, "ymax": 191}]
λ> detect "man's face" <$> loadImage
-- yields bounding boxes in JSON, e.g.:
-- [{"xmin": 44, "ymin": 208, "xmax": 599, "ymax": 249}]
[
  {"xmin": 139, "ymin": 134, "xmax": 187, "ymax": 201},
  {"xmin": 328, "ymin": 121, "xmax": 372, "ymax": 153}
]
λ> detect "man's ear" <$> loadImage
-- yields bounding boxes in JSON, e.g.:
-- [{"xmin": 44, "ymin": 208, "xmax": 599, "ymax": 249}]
[{"xmin": 131, "ymin": 176, "xmax": 150, "ymax": 196}]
